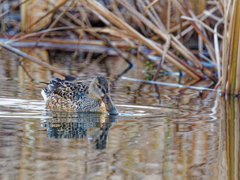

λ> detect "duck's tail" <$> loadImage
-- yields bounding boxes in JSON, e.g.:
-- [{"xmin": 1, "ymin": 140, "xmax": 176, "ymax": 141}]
[
  {"xmin": 48, "ymin": 78, "xmax": 65, "ymax": 91},
  {"xmin": 41, "ymin": 88, "xmax": 50, "ymax": 102},
  {"xmin": 41, "ymin": 78, "xmax": 65, "ymax": 102}
]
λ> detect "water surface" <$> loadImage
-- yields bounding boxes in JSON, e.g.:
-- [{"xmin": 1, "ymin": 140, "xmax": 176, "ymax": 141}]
[{"xmin": 0, "ymin": 49, "xmax": 234, "ymax": 180}]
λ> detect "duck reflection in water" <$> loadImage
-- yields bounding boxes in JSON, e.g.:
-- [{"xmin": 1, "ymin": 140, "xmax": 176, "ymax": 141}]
[{"xmin": 41, "ymin": 111, "xmax": 118, "ymax": 150}]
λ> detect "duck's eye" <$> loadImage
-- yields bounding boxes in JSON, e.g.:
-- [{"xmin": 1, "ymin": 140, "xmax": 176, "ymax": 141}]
[{"xmin": 97, "ymin": 85, "xmax": 101, "ymax": 89}]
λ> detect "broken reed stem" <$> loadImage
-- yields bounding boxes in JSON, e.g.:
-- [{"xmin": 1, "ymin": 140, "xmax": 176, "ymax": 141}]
[
  {"xmin": 83, "ymin": 0, "xmax": 201, "ymax": 79},
  {"xmin": 1, "ymin": 43, "xmax": 73, "ymax": 78},
  {"xmin": 152, "ymin": 35, "xmax": 171, "ymax": 81}
]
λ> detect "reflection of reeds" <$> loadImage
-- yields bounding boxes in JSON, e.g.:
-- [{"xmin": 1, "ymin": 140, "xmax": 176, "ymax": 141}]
[
  {"xmin": 219, "ymin": 96, "xmax": 240, "ymax": 179},
  {"xmin": 0, "ymin": 0, "xmax": 239, "ymax": 92}
]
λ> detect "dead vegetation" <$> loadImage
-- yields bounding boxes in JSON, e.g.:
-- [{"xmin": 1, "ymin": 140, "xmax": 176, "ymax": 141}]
[{"xmin": 0, "ymin": 0, "xmax": 239, "ymax": 95}]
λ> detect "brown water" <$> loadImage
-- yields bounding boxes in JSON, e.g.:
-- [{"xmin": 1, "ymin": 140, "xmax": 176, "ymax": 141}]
[{"xmin": 0, "ymin": 49, "xmax": 237, "ymax": 180}]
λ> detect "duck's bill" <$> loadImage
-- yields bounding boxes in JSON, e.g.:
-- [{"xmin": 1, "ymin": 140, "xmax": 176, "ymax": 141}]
[{"xmin": 102, "ymin": 93, "xmax": 119, "ymax": 114}]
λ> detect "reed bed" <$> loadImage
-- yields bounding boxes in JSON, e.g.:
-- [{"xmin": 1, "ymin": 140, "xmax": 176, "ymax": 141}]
[{"xmin": 0, "ymin": 0, "xmax": 239, "ymax": 95}]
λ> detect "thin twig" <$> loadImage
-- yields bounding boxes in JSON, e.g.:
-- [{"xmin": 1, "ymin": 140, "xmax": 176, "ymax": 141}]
[{"xmin": 101, "ymin": 34, "xmax": 133, "ymax": 67}]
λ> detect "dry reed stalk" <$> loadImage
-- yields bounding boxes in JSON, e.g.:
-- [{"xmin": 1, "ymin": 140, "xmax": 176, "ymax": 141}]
[
  {"xmin": 5, "ymin": 27, "xmax": 132, "ymax": 45},
  {"xmin": 33, "ymin": 0, "xmax": 74, "ymax": 49},
  {"xmin": 235, "ymin": 29, "xmax": 240, "ymax": 95},
  {"xmin": 214, "ymin": 0, "xmax": 224, "ymax": 16},
  {"xmin": 226, "ymin": 0, "xmax": 237, "ymax": 94},
  {"xmin": 214, "ymin": 77, "xmax": 222, "ymax": 89},
  {"xmin": 109, "ymin": 0, "xmax": 125, "ymax": 21},
  {"xmin": 176, "ymin": 7, "xmax": 220, "ymax": 39},
  {"xmin": 73, "ymin": 7, "xmax": 84, "ymax": 59},
  {"xmin": 152, "ymin": 35, "xmax": 171, "ymax": 81},
  {"xmin": 0, "ymin": 7, "xmax": 4, "ymax": 34},
  {"xmin": 85, "ymin": 7, "xmax": 111, "ymax": 26},
  {"xmin": 170, "ymin": 11, "xmax": 205, "ymax": 33},
  {"xmin": 171, "ymin": 0, "xmax": 210, "ymax": 45},
  {"xmin": 181, "ymin": 16, "xmax": 223, "ymax": 39},
  {"xmin": 21, "ymin": 0, "xmax": 30, "ymax": 32},
  {"xmin": 1, "ymin": 43, "xmax": 73, "ymax": 77},
  {"xmin": 221, "ymin": 0, "xmax": 231, "ymax": 93},
  {"xmin": 137, "ymin": 0, "xmax": 163, "ymax": 29},
  {"xmin": 214, "ymin": 18, "xmax": 224, "ymax": 79},
  {"xmin": 174, "ymin": 0, "xmax": 218, "ymax": 67},
  {"xmin": 174, "ymin": 6, "xmax": 219, "ymax": 39},
  {"xmin": 187, "ymin": 10, "xmax": 217, "ymax": 63},
  {"xmin": 158, "ymin": 43, "xmax": 205, "ymax": 79},
  {"xmin": 28, "ymin": 0, "xmax": 69, "ymax": 30},
  {"xmin": 167, "ymin": 0, "xmax": 171, "ymax": 33},
  {"xmin": 82, "ymin": 0, "xmax": 201, "ymax": 79},
  {"xmin": 45, "ymin": 0, "xmax": 83, "ymax": 26},
  {"xmin": 144, "ymin": 0, "xmax": 166, "ymax": 32},
  {"xmin": 172, "ymin": 0, "xmax": 217, "ymax": 66},
  {"xmin": 117, "ymin": 0, "xmax": 217, "ymax": 81},
  {"xmin": 203, "ymin": 9, "xmax": 223, "ymax": 22},
  {"xmin": 27, "ymin": 38, "xmax": 132, "ymax": 48},
  {"xmin": 116, "ymin": 0, "xmax": 207, "ymax": 70},
  {"xmin": 144, "ymin": 0, "xmax": 158, "ymax": 10},
  {"xmin": 231, "ymin": 0, "xmax": 240, "ymax": 95}
]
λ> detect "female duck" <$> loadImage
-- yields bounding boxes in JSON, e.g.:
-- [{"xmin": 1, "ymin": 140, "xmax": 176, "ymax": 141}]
[{"xmin": 41, "ymin": 76, "xmax": 119, "ymax": 114}]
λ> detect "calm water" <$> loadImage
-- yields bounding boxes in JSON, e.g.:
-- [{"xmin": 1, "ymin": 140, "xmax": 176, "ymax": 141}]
[{"xmin": 0, "ymin": 49, "xmax": 237, "ymax": 180}]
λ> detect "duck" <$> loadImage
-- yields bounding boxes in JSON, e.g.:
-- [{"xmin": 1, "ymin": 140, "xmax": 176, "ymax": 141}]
[{"xmin": 41, "ymin": 76, "xmax": 119, "ymax": 114}]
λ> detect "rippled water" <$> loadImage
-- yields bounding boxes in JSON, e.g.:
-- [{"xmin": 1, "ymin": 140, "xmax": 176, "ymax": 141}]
[{"xmin": 0, "ymin": 49, "xmax": 236, "ymax": 180}]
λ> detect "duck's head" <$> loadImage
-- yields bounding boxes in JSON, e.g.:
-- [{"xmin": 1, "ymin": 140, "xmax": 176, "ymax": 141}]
[{"xmin": 89, "ymin": 76, "xmax": 119, "ymax": 114}]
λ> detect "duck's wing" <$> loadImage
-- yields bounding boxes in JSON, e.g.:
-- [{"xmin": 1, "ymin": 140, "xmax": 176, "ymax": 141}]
[{"xmin": 48, "ymin": 78, "xmax": 89, "ymax": 100}]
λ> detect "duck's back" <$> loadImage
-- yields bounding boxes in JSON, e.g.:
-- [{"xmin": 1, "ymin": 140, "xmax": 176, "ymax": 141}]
[{"xmin": 42, "ymin": 78, "xmax": 101, "ymax": 112}]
